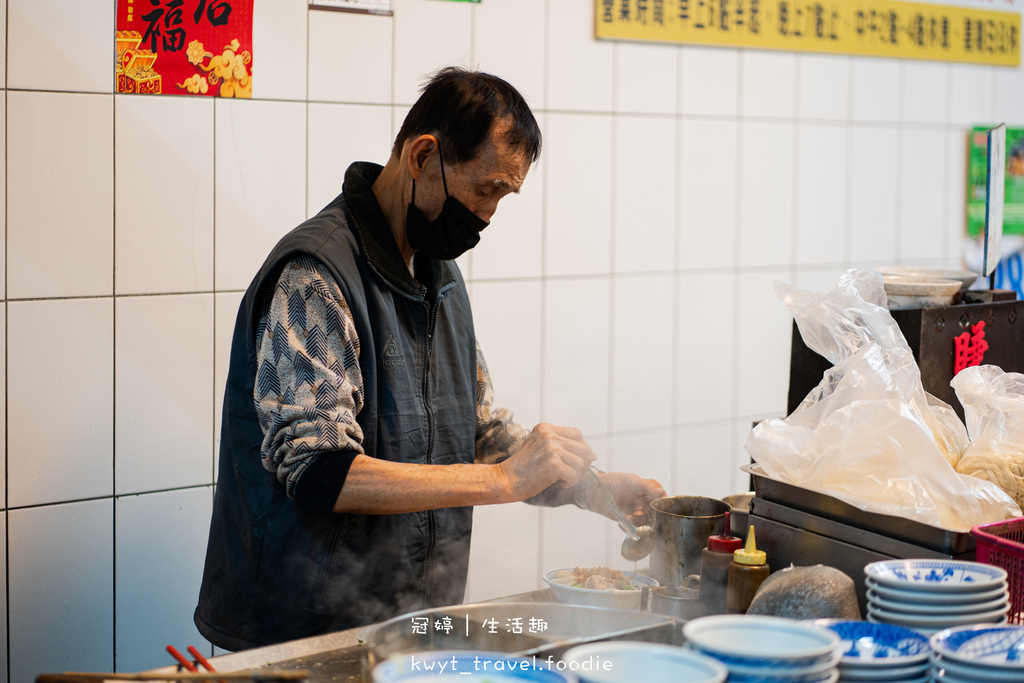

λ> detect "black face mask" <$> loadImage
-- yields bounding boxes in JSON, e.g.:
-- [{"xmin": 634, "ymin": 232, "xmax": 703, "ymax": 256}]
[{"xmin": 405, "ymin": 143, "xmax": 489, "ymax": 261}]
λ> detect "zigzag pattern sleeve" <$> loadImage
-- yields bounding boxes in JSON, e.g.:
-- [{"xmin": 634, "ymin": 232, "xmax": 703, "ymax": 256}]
[
  {"xmin": 474, "ymin": 345, "xmax": 577, "ymax": 508},
  {"xmin": 253, "ymin": 256, "xmax": 365, "ymax": 499},
  {"xmin": 474, "ymin": 343, "xmax": 530, "ymax": 465}
]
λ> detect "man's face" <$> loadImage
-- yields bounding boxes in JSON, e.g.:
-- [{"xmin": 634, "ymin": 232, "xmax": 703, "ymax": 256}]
[{"xmin": 414, "ymin": 120, "xmax": 532, "ymax": 224}]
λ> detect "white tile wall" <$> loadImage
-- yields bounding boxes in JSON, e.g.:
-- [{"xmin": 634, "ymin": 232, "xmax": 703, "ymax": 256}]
[
  {"xmin": 115, "ymin": 489, "xmax": 213, "ymax": 672},
  {"xmin": 851, "ymin": 58, "xmax": 900, "ymax": 123},
  {"xmin": 8, "ymin": 91, "xmax": 113, "ymax": 299},
  {"xmin": 466, "ymin": 501, "xmax": 541, "ymax": 603},
  {"xmin": 677, "ymin": 119, "xmax": 738, "ymax": 271},
  {"xmin": 471, "ymin": 280, "xmax": 543, "ymax": 429},
  {"xmin": 547, "ymin": 0, "xmax": 614, "ymax": 112},
  {"xmin": 679, "ymin": 46, "xmax": 739, "ymax": 116},
  {"xmin": 252, "ymin": 0, "xmax": 309, "ymax": 101},
  {"xmin": 848, "ymin": 125, "xmax": 900, "ymax": 266},
  {"xmin": 0, "ymin": 513, "xmax": 5, "ymax": 683},
  {"xmin": 796, "ymin": 124, "xmax": 848, "ymax": 265},
  {"xmin": 543, "ymin": 278, "xmax": 610, "ymax": 436},
  {"xmin": 797, "ymin": 54, "xmax": 849, "ymax": 121},
  {"xmin": 115, "ymin": 294, "xmax": 215, "ymax": 495},
  {"xmin": 393, "ymin": 0, "xmax": 472, "ymax": 105},
  {"xmin": 308, "ymin": 9, "xmax": 392, "ymax": 105},
  {"xmin": 899, "ymin": 129, "xmax": 948, "ymax": 261},
  {"xmin": 0, "ymin": 308, "xmax": 4, "ymax": 508},
  {"xmin": 673, "ymin": 422, "xmax": 737, "ymax": 499},
  {"xmin": 611, "ymin": 275, "xmax": 674, "ymax": 432},
  {"xmin": 674, "ymin": 273, "xmax": 735, "ymax": 425},
  {"xmin": 214, "ymin": 99, "xmax": 307, "ymax": 290},
  {"xmin": 950, "ymin": 63, "xmax": 995, "ymax": 127},
  {"xmin": 615, "ymin": 42, "xmax": 678, "ymax": 116},
  {"xmin": 737, "ymin": 121, "xmax": 795, "ymax": 268},
  {"xmin": 307, "ymin": 103, "xmax": 394, "ymax": 215},
  {"xmin": 473, "ymin": 0, "xmax": 546, "ymax": 105},
  {"xmin": 2, "ymin": 1, "xmax": 1016, "ymax": 675},
  {"xmin": 735, "ymin": 269, "xmax": 794, "ymax": 418},
  {"xmin": 544, "ymin": 113, "xmax": 613, "ymax": 276},
  {"xmin": 901, "ymin": 61, "xmax": 948, "ymax": 126},
  {"xmin": 9, "ymin": 500, "xmax": 114, "ymax": 681},
  {"xmin": 8, "ymin": 0, "xmax": 112, "ymax": 93},
  {"xmin": 8, "ymin": 299, "xmax": 114, "ymax": 507},
  {"xmin": 614, "ymin": 115, "xmax": 676, "ymax": 273},
  {"xmin": 741, "ymin": 51, "xmax": 796, "ymax": 119},
  {"xmin": 115, "ymin": 94, "xmax": 215, "ymax": 295}
]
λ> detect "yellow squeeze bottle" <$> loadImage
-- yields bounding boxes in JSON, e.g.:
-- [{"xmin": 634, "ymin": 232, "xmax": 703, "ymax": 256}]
[{"xmin": 725, "ymin": 525, "xmax": 770, "ymax": 614}]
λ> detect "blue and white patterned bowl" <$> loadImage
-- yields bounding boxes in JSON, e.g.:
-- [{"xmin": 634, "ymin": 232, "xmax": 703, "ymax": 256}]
[
  {"xmin": 865, "ymin": 577, "xmax": 1009, "ymax": 604},
  {"xmin": 932, "ymin": 652, "xmax": 1024, "ymax": 681},
  {"xmin": 867, "ymin": 589, "xmax": 1010, "ymax": 615},
  {"xmin": 930, "ymin": 624, "xmax": 1024, "ymax": 670},
  {"xmin": 812, "ymin": 620, "xmax": 930, "ymax": 667},
  {"xmin": 864, "ymin": 560, "xmax": 1007, "ymax": 593}
]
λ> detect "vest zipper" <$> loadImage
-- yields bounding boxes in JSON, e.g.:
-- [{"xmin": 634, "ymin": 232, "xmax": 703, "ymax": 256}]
[{"xmin": 422, "ymin": 290, "xmax": 444, "ymax": 600}]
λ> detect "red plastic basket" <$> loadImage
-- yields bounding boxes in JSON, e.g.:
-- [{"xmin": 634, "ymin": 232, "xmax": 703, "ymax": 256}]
[{"xmin": 971, "ymin": 516, "xmax": 1024, "ymax": 625}]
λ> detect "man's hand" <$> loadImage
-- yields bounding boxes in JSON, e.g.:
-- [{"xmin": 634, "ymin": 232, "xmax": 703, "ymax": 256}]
[
  {"xmin": 497, "ymin": 423, "xmax": 596, "ymax": 501},
  {"xmin": 586, "ymin": 472, "xmax": 666, "ymax": 526}
]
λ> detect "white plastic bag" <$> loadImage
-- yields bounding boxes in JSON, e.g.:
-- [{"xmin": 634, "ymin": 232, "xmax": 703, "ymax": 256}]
[
  {"xmin": 744, "ymin": 269, "xmax": 1020, "ymax": 531},
  {"xmin": 952, "ymin": 365, "xmax": 1024, "ymax": 510}
]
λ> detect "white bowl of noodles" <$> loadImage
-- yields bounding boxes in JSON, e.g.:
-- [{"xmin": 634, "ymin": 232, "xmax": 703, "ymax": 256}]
[{"xmin": 543, "ymin": 567, "xmax": 658, "ymax": 610}]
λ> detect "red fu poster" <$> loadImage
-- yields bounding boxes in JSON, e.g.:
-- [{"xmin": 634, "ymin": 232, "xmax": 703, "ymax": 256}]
[{"xmin": 116, "ymin": 0, "xmax": 254, "ymax": 97}]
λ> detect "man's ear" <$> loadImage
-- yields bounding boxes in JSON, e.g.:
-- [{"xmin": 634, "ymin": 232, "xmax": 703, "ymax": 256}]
[{"xmin": 406, "ymin": 135, "xmax": 438, "ymax": 181}]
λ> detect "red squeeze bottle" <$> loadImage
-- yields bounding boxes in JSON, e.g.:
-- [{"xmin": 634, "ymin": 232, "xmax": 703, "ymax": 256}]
[{"xmin": 698, "ymin": 510, "xmax": 744, "ymax": 617}]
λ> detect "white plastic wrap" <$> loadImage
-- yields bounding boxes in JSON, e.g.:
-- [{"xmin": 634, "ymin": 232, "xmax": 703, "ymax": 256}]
[
  {"xmin": 744, "ymin": 269, "xmax": 1020, "ymax": 531},
  {"xmin": 952, "ymin": 365, "xmax": 1024, "ymax": 510}
]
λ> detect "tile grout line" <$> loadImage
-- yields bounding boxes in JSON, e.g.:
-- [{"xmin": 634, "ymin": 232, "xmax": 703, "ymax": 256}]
[
  {"xmin": 3, "ymin": 0, "xmax": 8, "ymax": 674},
  {"xmin": 110, "ymin": 7, "xmax": 118, "ymax": 659}
]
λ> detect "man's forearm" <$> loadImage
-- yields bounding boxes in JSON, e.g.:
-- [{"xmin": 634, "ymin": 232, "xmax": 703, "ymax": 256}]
[{"xmin": 332, "ymin": 455, "xmax": 517, "ymax": 514}]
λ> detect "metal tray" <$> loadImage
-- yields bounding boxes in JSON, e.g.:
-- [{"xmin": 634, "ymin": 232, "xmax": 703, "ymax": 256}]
[
  {"xmin": 364, "ymin": 601, "xmax": 683, "ymax": 677},
  {"xmin": 741, "ymin": 464, "xmax": 975, "ymax": 555}
]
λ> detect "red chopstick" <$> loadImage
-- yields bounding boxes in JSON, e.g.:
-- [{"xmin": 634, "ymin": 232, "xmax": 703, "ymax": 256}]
[
  {"xmin": 187, "ymin": 645, "xmax": 221, "ymax": 675},
  {"xmin": 166, "ymin": 645, "xmax": 199, "ymax": 672}
]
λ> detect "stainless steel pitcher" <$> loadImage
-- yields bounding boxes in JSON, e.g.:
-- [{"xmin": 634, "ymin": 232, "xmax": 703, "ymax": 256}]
[{"xmin": 649, "ymin": 495, "xmax": 731, "ymax": 587}]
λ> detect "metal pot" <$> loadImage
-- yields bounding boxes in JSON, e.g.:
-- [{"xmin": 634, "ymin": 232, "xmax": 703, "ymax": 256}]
[
  {"xmin": 649, "ymin": 495, "xmax": 731, "ymax": 587},
  {"xmin": 721, "ymin": 492, "xmax": 755, "ymax": 539}
]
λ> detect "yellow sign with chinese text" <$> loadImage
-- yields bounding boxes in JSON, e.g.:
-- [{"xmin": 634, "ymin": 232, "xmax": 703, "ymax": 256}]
[{"xmin": 595, "ymin": 0, "xmax": 1020, "ymax": 66}]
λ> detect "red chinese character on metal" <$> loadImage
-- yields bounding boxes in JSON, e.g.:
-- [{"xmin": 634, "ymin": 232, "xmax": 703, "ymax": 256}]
[{"xmin": 953, "ymin": 320, "xmax": 989, "ymax": 374}]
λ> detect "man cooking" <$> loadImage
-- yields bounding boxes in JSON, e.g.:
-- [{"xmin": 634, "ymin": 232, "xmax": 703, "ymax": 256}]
[{"xmin": 194, "ymin": 67, "xmax": 666, "ymax": 651}]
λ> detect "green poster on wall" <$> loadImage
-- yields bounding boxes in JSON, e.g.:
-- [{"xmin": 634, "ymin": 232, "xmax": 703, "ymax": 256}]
[{"xmin": 967, "ymin": 126, "xmax": 1024, "ymax": 236}]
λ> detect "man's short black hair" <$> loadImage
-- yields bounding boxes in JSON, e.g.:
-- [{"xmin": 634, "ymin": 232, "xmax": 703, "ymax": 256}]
[{"xmin": 393, "ymin": 67, "xmax": 542, "ymax": 166}]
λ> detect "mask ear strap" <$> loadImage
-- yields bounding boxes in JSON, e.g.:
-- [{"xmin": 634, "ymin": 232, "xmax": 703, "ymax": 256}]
[{"xmin": 436, "ymin": 139, "xmax": 451, "ymax": 197}]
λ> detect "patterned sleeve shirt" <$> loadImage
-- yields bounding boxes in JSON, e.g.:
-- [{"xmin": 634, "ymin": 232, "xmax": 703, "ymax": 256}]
[{"xmin": 253, "ymin": 256, "xmax": 536, "ymax": 512}]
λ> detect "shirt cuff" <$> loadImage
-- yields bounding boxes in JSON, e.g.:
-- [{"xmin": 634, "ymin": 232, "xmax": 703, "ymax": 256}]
[{"xmin": 293, "ymin": 451, "xmax": 358, "ymax": 513}]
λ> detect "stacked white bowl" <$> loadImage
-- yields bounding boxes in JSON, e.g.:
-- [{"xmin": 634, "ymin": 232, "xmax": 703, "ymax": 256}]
[
  {"xmin": 864, "ymin": 560, "xmax": 1010, "ymax": 636},
  {"xmin": 812, "ymin": 620, "xmax": 931, "ymax": 682},
  {"xmin": 683, "ymin": 615, "xmax": 843, "ymax": 683},
  {"xmin": 929, "ymin": 624, "xmax": 1024, "ymax": 681}
]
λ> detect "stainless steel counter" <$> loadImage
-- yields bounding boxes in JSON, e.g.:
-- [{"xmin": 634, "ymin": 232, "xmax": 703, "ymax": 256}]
[{"xmin": 147, "ymin": 589, "xmax": 675, "ymax": 683}]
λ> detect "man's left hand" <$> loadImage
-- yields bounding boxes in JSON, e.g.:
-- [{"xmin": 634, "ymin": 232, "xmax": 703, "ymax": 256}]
[{"xmin": 587, "ymin": 472, "xmax": 666, "ymax": 526}]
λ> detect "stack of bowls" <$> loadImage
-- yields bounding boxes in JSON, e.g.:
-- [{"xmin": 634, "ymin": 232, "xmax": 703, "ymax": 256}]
[
  {"xmin": 683, "ymin": 615, "xmax": 842, "ymax": 682},
  {"xmin": 930, "ymin": 624, "xmax": 1024, "ymax": 681},
  {"xmin": 813, "ymin": 620, "xmax": 931, "ymax": 682},
  {"xmin": 864, "ymin": 560, "xmax": 1010, "ymax": 635}
]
